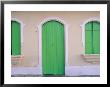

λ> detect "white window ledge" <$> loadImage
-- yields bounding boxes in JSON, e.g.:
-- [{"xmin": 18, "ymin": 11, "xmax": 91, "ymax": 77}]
[
  {"xmin": 11, "ymin": 55, "xmax": 23, "ymax": 58},
  {"xmin": 11, "ymin": 55, "xmax": 24, "ymax": 67},
  {"xmin": 81, "ymin": 54, "xmax": 100, "ymax": 63},
  {"xmin": 11, "ymin": 55, "xmax": 24, "ymax": 61}
]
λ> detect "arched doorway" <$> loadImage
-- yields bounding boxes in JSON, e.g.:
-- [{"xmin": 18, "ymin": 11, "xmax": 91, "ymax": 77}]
[{"xmin": 42, "ymin": 20, "xmax": 65, "ymax": 75}]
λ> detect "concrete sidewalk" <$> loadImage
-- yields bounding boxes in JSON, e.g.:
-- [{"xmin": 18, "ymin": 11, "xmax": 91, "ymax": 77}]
[{"xmin": 11, "ymin": 74, "xmax": 100, "ymax": 77}]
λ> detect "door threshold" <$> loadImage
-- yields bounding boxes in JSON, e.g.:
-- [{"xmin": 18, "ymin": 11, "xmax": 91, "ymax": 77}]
[{"xmin": 43, "ymin": 74, "xmax": 65, "ymax": 77}]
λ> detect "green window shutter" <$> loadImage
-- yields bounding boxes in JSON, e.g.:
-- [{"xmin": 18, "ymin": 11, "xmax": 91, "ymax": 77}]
[
  {"xmin": 85, "ymin": 22, "xmax": 93, "ymax": 31},
  {"xmin": 11, "ymin": 21, "xmax": 21, "ymax": 55},
  {"xmin": 85, "ymin": 22, "xmax": 93, "ymax": 54},
  {"xmin": 93, "ymin": 22, "xmax": 100, "ymax": 54},
  {"xmin": 85, "ymin": 21, "xmax": 100, "ymax": 54}
]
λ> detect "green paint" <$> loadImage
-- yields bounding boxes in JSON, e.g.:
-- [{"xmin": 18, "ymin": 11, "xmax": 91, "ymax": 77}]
[
  {"xmin": 42, "ymin": 20, "xmax": 65, "ymax": 75},
  {"xmin": 85, "ymin": 22, "xmax": 93, "ymax": 54},
  {"xmin": 85, "ymin": 21, "xmax": 100, "ymax": 54},
  {"xmin": 93, "ymin": 22, "xmax": 100, "ymax": 54},
  {"xmin": 11, "ymin": 21, "xmax": 21, "ymax": 55}
]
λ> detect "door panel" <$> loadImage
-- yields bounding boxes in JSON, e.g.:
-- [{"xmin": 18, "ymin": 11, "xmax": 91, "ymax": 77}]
[{"xmin": 42, "ymin": 20, "xmax": 65, "ymax": 75}]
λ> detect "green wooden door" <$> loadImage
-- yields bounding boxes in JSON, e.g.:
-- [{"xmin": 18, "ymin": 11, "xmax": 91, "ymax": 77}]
[{"xmin": 42, "ymin": 20, "xmax": 65, "ymax": 75}]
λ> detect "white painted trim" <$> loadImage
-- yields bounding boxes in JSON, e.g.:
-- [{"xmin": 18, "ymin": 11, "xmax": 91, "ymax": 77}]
[
  {"xmin": 38, "ymin": 17, "xmax": 69, "ymax": 75},
  {"xmin": 11, "ymin": 55, "xmax": 22, "ymax": 57},
  {"xmin": 11, "ymin": 18, "xmax": 25, "ymax": 70},
  {"xmin": 11, "ymin": 18, "xmax": 25, "ymax": 56},
  {"xmin": 80, "ymin": 17, "xmax": 100, "ymax": 54},
  {"xmin": 11, "ymin": 67, "xmax": 42, "ymax": 75},
  {"xmin": 65, "ymin": 65, "xmax": 100, "ymax": 76},
  {"xmin": 11, "ymin": 65, "xmax": 100, "ymax": 76},
  {"xmin": 11, "ymin": 18, "xmax": 25, "ymax": 43}
]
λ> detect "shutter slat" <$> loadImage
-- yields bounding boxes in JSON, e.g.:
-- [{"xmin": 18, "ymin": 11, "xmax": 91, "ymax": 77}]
[
  {"xmin": 85, "ymin": 22, "xmax": 93, "ymax": 54},
  {"xmin": 93, "ymin": 22, "xmax": 100, "ymax": 54}
]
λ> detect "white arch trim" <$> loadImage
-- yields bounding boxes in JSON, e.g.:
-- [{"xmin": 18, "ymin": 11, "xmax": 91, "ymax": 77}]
[
  {"xmin": 80, "ymin": 17, "xmax": 100, "ymax": 54},
  {"xmin": 11, "ymin": 18, "xmax": 25, "ymax": 43},
  {"xmin": 38, "ymin": 17, "xmax": 69, "ymax": 75}
]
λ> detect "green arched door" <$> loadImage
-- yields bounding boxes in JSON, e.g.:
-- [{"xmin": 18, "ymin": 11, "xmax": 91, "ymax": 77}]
[{"xmin": 42, "ymin": 20, "xmax": 65, "ymax": 76}]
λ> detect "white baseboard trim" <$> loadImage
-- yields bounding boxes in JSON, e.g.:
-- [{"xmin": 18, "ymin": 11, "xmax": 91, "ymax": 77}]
[
  {"xmin": 11, "ymin": 65, "xmax": 100, "ymax": 76},
  {"xmin": 11, "ymin": 67, "xmax": 42, "ymax": 75},
  {"xmin": 65, "ymin": 65, "xmax": 100, "ymax": 76}
]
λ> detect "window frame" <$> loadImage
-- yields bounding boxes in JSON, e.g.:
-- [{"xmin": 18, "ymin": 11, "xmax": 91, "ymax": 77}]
[
  {"xmin": 81, "ymin": 18, "xmax": 100, "ymax": 55},
  {"xmin": 11, "ymin": 18, "xmax": 24, "ymax": 57},
  {"xmin": 85, "ymin": 21, "xmax": 100, "ymax": 54}
]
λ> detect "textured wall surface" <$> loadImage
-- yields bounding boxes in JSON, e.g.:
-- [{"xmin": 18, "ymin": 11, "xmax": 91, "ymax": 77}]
[{"xmin": 11, "ymin": 11, "xmax": 100, "ymax": 67}]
